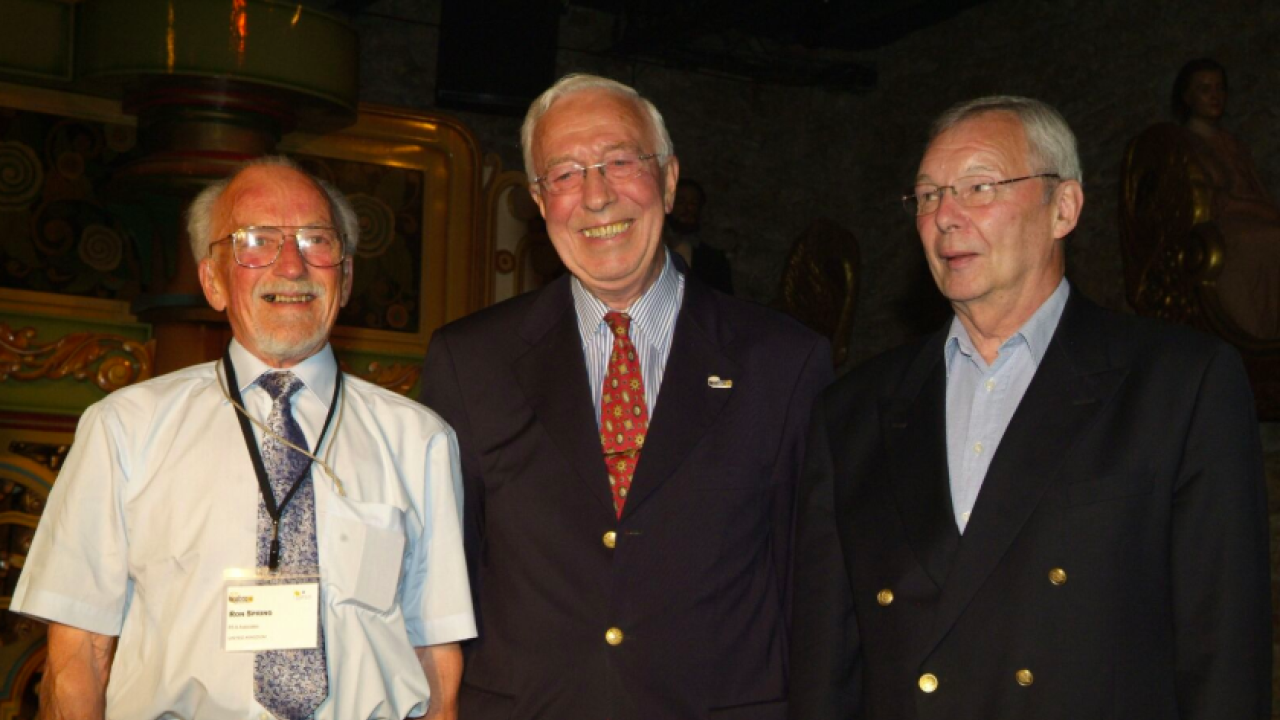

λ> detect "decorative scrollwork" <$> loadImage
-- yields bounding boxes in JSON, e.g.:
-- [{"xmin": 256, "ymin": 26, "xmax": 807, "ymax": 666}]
[
  {"xmin": 0, "ymin": 141, "xmax": 42, "ymax": 209},
  {"xmin": 6, "ymin": 442, "xmax": 69, "ymax": 474},
  {"xmin": 0, "ymin": 323, "xmax": 154, "ymax": 393},
  {"xmin": 350, "ymin": 193, "xmax": 396, "ymax": 259},
  {"xmin": 339, "ymin": 359, "xmax": 421, "ymax": 396},
  {"xmin": 78, "ymin": 223, "xmax": 124, "ymax": 272}
]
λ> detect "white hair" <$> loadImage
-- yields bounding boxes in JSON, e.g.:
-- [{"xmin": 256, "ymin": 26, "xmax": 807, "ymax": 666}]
[
  {"xmin": 930, "ymin": 95, "xmax": 1082, "ymax": 183},
  {"xmin": 185, "ymin": 155, "xmax": 360, "ymax": 262},
  {"xmin": 520, "ymin": 73, "xmax": 675, "ymax": 182}
]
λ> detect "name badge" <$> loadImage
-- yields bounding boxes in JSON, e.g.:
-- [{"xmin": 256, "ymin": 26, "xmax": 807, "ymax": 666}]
[{"xmin": 223, "ymin": 581, "xmax": 320, "ymax": 652}]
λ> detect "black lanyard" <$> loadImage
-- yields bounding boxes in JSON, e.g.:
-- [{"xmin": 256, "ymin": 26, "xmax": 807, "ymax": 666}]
[{"xmin": 223, "ymin": 350, "xmax": 342, "ymax": 571}]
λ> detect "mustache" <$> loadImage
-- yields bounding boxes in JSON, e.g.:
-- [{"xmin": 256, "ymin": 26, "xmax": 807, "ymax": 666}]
[{"xmin": 257, "ymin": 280, "xmax": 326, "ymax": 297}]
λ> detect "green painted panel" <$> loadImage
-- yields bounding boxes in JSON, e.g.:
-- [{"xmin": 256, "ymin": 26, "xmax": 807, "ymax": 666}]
[
  {"xmin": 0, "ymin": 0, "xmax": 74, "ymax": 82},
  {"xmin": 335, "ymin": 346, "xmax": 423, "ymax": 399},
  {"xmin": 1, "ymin": 308, "xmax": 152, "ymax": 416}
]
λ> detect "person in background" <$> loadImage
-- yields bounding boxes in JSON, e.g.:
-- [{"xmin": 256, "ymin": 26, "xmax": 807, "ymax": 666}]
[{"xmin": 667, "ymin": 179, "xmax": 736, "ymax": 295}]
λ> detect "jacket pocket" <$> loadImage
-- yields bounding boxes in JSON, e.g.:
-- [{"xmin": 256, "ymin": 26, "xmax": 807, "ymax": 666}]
[
  {"xmin": 1066, "ymin": 472, "xmax": 1154, "ymax": 506},
  {"xmin": 458, "ymin": 681, "xmax": 516, "ymax": 720}
]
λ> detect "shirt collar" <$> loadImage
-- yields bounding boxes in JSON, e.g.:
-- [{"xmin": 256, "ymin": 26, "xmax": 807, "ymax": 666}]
[
  {"xmin": 944, "ymin": 278, "xmax": 1070, "ymax": 373},
  {"xmin": 227, "ymin": 339, "xmax": 338, "ymax": 405},
  {"xmin": 572, "ymin": 249, "xmax": 679, "ymax": 341}
]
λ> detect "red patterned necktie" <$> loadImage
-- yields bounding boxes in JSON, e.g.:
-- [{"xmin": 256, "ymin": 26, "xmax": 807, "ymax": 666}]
[{"xmin": 600, "ymin": 312, "xmax": 650, "ymax": 518}]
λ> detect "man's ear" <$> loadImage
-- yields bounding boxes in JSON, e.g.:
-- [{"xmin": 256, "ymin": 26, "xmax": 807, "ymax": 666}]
[
  {"xmin": 340, "ymin": 257, "xmax": 354, "ymax": 307},
  {"xmin": 530, "ymin": 183, "xmax": 547, "ymax": 219},
  {"xmin": 1051, "ymin": 180, "xmax": 1084, "ymax": 240},
  {"xmin": 198, "ymin": 257, "xmax": 228, "ymax": 312},
  {"xmin": 662, "ymin": 156, "xmax": 681, "ymax": 214}
]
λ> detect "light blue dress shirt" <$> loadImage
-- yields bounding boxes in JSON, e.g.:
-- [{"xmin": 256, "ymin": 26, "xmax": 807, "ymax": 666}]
[
  {"xmin": 945, "ymin": 279, "xmax": 1069, "ymax": 533},
  {"xmin": 573, "ymin": 249, "xmax": 686, "ymax": 421}
]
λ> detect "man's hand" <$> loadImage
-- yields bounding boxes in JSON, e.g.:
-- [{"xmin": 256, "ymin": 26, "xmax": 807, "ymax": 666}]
[
  {"xmin": 415, "ymin": 643, "xmax": 463, "ymax": 720},
  {"xmin": 38, "ymin": 622, "xmax": 116, "ymax": 720}
]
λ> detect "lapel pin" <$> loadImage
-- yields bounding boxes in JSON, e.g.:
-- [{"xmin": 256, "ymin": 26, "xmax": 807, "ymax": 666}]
[{"xmin": 707, "ymin": 375, "xmax": 733, "ymax": 389}]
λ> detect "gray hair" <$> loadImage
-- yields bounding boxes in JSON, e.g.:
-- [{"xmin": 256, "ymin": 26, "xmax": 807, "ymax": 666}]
[
  {"xmin": 520, "ymin": 73, "xmax": 675, "ymax": 182},
  {"xmin": 929, "ymin": 96, "xmax": 1082, "ymax": 183},
  {"xmin": 186, "ymin": 155, "xmax": 360, "ymax": 262}
]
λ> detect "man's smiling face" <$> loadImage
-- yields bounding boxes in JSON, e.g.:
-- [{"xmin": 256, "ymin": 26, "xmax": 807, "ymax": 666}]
[
  {"xmin": 530, "ymin": 89, "xmax": 678, "ymax": 309},
  {"xmin": 198, "ymin": 164, "xmax": 352, "ymax": 368}
]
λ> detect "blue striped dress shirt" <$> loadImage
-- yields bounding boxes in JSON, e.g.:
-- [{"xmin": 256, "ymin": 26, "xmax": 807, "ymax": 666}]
[
  {"xmin": 944, "ymin": 278, "xmax": 1069, "ymax": 533},
  {"xmin": 573, "ymin": 250, "xmax": 686, "ymax": 423}
]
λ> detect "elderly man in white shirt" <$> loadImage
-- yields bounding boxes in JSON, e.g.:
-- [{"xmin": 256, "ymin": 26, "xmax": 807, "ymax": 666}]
[{"xmin": 12, "ymin": 157, "xmax": 475, "ymax": 720}]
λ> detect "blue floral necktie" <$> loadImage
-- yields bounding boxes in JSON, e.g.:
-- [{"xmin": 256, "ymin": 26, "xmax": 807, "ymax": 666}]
[{"xmin": 253, "ymin": 371, "xmax": 329, "ymax": 719}]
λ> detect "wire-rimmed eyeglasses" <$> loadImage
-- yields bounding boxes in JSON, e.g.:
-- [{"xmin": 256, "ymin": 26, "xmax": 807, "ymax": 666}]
[
  {"xmin": 209, "ymin": 226, "xmax": 347, "ymax": 268},
  {"xmin": 534, "ymin": 152, "xmax": 664, "ymax": 196},
  {"xmin": 903, "ymin": 173, "xmax": 1061, "ymax": 216}
]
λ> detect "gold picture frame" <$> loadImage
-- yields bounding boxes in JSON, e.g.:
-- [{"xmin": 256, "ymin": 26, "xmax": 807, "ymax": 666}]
[{"xmin": 279, "ymin": 104, "xmax": 487, "ymax": 357}]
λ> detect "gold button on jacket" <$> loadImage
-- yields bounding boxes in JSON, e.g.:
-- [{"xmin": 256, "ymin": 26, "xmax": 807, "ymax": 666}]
[
  {"xmin": 918, "ymin": 673, "xmax": 938, "ymax": 693},
  {"xmin": 605, "ymin": 627, "xmax": 624, "ymax": 646},
  {"xmin": 602, "ymin": 531, "xmax": 617, "ymax": 549},
  {"xmin": 1048, "ymin": 567, "xmax": 1067, "ymax": 585},
  {"xmin": 876, "ymin": 589, "xmax": 894, "ymax": 606},
  {"xmin": 1016, "ymin": 668, "xmax": 1034, "ymax": 686}
]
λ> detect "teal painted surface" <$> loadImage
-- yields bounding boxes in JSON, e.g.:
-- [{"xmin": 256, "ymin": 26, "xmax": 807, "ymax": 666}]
[
  {"xmin": 77, "ymin": 0, "xmax": 358, "ymax": 113},
  {"xmin": 1, "ymin": 309, "xmax": 152, "ymax": 417}
]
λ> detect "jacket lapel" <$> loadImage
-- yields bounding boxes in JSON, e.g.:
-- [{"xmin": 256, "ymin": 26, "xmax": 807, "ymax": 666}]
[
  {"xmin": 883, "ymin": 329, "xmax": 960, "ymax": 589},
  {"xmin": 513, "ymin": 277, "xmax": 618, "ymax": 515},
  {"xmin": 921, "ymin": 291, "xmax": 1128, "ymax": 655},
  {"xmin": 621, "ymin": 279, "xmax": 737, "ymax": 518}
]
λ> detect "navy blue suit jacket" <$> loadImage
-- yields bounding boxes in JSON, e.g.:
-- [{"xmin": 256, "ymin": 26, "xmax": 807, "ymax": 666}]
[
  {"xmin": 422, "ymin": 273, "xmax": 832, "ymax": 720},
  {"xmin": 789, "ymin": 290, "xmax": 1271, "ymax": 720}
]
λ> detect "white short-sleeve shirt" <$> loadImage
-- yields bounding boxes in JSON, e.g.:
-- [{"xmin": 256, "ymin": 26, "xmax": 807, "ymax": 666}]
[{"xmin": 12, "ymin": 341, "xmax": 476, "ymax": 720}]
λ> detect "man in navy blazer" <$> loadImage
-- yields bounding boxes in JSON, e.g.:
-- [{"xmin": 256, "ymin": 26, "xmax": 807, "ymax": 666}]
[
  {"xmin": 421, "ymin": 74, "xmax": 832, "ymax": 719},
  {"xmin": 788, "ymin": 96, "xmax": 1271, "ymax": 720}
]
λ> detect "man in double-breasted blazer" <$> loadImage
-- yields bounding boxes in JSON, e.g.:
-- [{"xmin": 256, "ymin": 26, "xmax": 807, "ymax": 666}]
[
  {"xmin": 789, "ymin": 96, "xmax": 1271, "ymax": 720},
  {"xmin": 421, "ymin": 74, "xmax": 832, "ymax": 720}
]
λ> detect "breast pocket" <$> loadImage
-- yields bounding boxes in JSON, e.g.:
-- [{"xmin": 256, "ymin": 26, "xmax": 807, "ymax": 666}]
[
  {"xmin": 1066, "ymin": 472, "xmax": 1154, "ymax": 506},
  {"xmin": 691, "ymin": 461, "xmax": 776, "ymax": 491},
  {"xmin": 321, "ymin": 497, "xmax": 406, "ymax": 613}
]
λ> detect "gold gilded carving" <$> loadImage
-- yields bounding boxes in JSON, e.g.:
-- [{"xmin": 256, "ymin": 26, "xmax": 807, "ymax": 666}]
[
  {"xmin": 0, "ymin": 323, "xmax": 154, "ymax": 392},
  {"xmin": 339, "ymin": 360, "xmax": 422, "ymax": 396},
  {"xmin": 1120, "ymin": 123, "xmax": 1280, "ymax": 353},
  {"xmin": 1120, "ymin": 124, "xmax": 1222, "ymax": 328},
  {"xmin": 6, "ymin": 442, "xmax": 69, "ymax": 473},
  {"xmin": 778, "ymin": 218, "xmax": 860, "ymax": 367}
]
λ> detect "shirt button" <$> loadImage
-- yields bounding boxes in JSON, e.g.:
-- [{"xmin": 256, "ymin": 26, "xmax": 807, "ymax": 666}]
[
  {"xmin": 918, "ymin": 673, "xmax": 938, "ymax": 693},
  {"xmin": 1048, "ymin": 567, "xmax": 1067, "ymax": 585},
  {"xmin": 602, "ymin": 531, "xmax": 617, "ymax": 549},
  {"xmin": 961, "ymin": 511, "xmax": 971, "ymax": 524},
  {"xmin": 973, "ymin": 442, "xmax": 984, "ymax": 454},
  {"xmin": 876, "ymin": 589, "xmax": 894, "ymax": 606},
  {"xmin": 605, "ymin": 627, "xmax": 624, "ymax": 646},
  {"xmin": 984, "ymin": 378, "xmax": 996, "ymax": 392},
  {"xmin": 1016, "ymin": 668, "xmax": 1034, "ymax": 686}
]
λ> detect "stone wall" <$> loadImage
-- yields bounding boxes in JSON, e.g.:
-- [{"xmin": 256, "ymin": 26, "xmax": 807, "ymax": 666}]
[
  {"xmin": 354, "ymin": 0, "xmax": 1280, "ymax": 363},
  {"xmin": 353, "ymin": 0, "xmax": 1280, "ymax": 710}
]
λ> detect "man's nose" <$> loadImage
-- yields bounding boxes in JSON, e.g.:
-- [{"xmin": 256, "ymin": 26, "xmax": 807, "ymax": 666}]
[
  {"xmin": 273, "ymin": 237, "xmax": 308, "ymax": 277},
  {"xmin": 580, "ymin": 166, "xmax": 617, "ymax": 212},
  {"xmin": 932, "ymin": 188, "xmax": 965, "ymax": 231}
]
